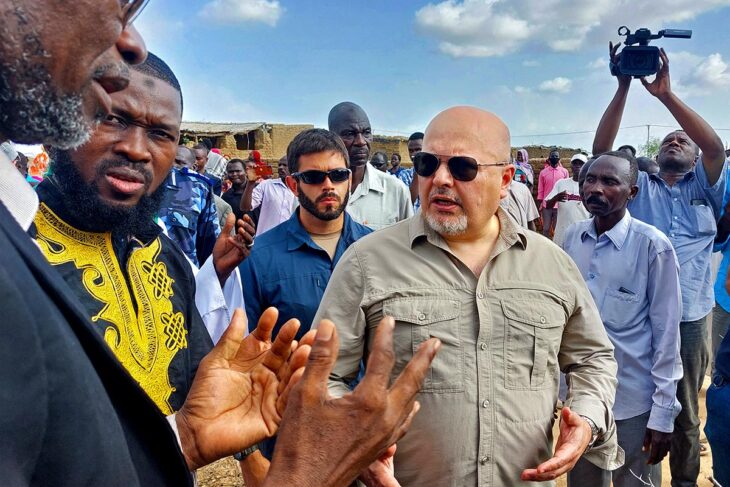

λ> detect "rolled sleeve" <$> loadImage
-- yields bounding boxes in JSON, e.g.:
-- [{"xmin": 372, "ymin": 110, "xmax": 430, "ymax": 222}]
[
  {"xmin": 646, "ymin": 248, "xmax": 683, "ymax": 433},
  {"xmin": 313, "ymin": 244, "xmax": 368, "ymax": 398},
  {"xmin": 695, "ymin": 155, "xmax": 728, "ymax": 215}
]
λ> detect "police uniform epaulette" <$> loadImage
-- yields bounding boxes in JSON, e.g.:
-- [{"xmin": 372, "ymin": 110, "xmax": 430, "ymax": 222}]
[{"xmin": 185, "ymin": 171, "xmax": 210, "ymax": 184}]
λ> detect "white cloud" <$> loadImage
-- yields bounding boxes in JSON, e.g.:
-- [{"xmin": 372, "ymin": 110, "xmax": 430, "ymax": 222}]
[
  {"xmin": 415, "ymin": 0, "xmax": 730, "ymax": 58},
  {"xmin": 200, "ymin": 0, "xmax": 284, "ymax": 26},
  {"xmin": 587, "ymin": 57, "xmax": 606, "ymax": 70},
  {"xmin": 678, "ymin": 53, "xmax": 730, "ymax": 96},
  {"xmin": 522, "ymin": 60, "xmax": 540, "ymax": 67},
  {"xmin": 514, "ymin": 85, "xmax": 531, "ymax": 94},
  {"xmin": 538, "ymin": 77, "xmax": 573, "ymax": 94}
]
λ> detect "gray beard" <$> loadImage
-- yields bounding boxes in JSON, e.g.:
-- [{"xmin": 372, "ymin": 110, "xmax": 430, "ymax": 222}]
[
  {"xmin": 0, "ymin": 7, "xmax": 94, "ymax": 149},
  {"xmin": 422, "ymin": 211, "xmax": 468, "ymax": 236}
]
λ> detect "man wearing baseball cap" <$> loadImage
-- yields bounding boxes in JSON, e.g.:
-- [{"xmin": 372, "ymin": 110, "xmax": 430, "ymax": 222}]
[{"xmin": 545, "ymin": 153, "xmax": 591, "ymax": 246}]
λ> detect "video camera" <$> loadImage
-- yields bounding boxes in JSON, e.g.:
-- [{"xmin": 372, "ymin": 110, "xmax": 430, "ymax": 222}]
[{"xmin": 610, "ymin": 26, "xmax": 691, "ymax": 77}]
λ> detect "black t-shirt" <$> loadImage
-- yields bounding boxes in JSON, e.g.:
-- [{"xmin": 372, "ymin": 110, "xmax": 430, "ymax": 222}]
[{"xmin": 222, "ymin": 187, "xmax": 245, "ymax": 222}]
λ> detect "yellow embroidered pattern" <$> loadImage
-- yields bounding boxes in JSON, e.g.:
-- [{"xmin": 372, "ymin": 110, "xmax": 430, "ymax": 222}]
[{"xmin": 35, "ymin": 203, "xmax": 187, "ymax": 414}]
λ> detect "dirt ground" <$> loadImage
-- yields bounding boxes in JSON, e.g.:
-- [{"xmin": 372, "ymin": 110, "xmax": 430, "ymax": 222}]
[{"xmin": 198, "ymin": 378, "xmax": 717, "ymax": 487}]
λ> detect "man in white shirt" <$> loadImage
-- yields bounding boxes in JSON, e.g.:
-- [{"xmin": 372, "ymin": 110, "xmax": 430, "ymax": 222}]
[
  {"xmin": 328, "ymin": 102, "xmax": 413, "ymax": 230},
  {"xmin": 546, "ymin": 153, "xmax": 591, "ymax": 246},
  {"xmin": 242, "ymin": 159, "xmax": 296, "ymax": 236}
]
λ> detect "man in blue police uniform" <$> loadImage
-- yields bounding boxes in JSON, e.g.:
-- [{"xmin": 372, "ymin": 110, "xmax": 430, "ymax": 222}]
[{"xmin": 159, "ymin": 146, "xmax": 221, "ymax": 267}]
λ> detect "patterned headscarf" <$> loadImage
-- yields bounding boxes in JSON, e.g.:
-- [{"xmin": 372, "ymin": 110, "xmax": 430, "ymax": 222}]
[{"xmin": 514, "ymin": 148, "xmax": 534, "ymax": 186}]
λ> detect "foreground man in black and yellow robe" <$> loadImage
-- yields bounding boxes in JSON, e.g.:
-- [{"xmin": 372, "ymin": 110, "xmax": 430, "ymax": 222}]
[{"xmin": 30, "ymin": 54, "xmax": 222, "ymax": 415}]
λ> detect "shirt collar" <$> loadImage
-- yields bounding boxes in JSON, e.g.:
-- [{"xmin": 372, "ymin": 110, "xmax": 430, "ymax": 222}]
[
  {"xmin": 0, "ymin": 150, "xmax": 39, "ymax": 231},
  {"xmin": 285, "ymin": 209, "xmax": 356, "ymax": 252},
  {"xmin": 361, "ymin": 163, "xmax": 386, "ymax": 194},
  {"xmin": 581, "ymin": 210, "xmax": 632, "ymax": 250},
  {"xmin": 408, "ymin": 206, "xmax": 527, "ymax": 252},
  {"xmin": 649, "ymin": 170, "xmax": 696, "ymax": 185}
]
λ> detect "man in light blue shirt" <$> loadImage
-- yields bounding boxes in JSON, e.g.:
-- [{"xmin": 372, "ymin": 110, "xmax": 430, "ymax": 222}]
[
  {"xmin": 593, "ymin": 47, "xmax": 727, "ymax": 487},
  {"xmin": 563, "ymin": 152, "xmax": 683, "ymax": 487}
]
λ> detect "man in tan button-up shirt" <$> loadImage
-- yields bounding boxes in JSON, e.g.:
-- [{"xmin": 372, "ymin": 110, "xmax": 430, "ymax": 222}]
[{"xmin": 314, "ymin": 106, "xmax": 622, "ymax": 486}]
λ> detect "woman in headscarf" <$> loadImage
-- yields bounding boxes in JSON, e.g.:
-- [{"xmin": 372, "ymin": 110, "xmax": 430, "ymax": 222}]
[{"xmin": 514, "ymin": 148, "xmax": 534, "ymax": 188}]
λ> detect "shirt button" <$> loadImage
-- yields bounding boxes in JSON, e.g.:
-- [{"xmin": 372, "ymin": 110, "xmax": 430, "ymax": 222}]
[
  {"xmin": 674, "ymin": 198, "xmax": 678, "ymax": 201},
  {"xmin": 480, "ymin": 456, "xmax": 489, "ymax": 465},
  {"xmin": 540, "ymin": 316, "xmax": 547, "ymax": 324},
  {"xmin": 477, "ymin": 291, "xmax": 484, "ymax": 299},
  {"xmin": 482, "ymin": 399, "xmax": 490, "ymax": 407},
  {"xmin": 418, "ymin": 313, "xmax": 426, "ymax": 321},
  {"xmin": 588, "ymin": 273, "xmax": 595, "ymax": 279},
  {"xmin": 673, "ymin": 216, "xmax": 678, "ymax": 220},
  {"xmin": 480, "ymin": 342, "xmax": 488, "ymax": 351}
]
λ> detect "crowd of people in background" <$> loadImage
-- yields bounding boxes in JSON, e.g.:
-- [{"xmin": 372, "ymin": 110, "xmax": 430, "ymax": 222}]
[{"xmin": 2, "ymin": 1, "xmax": 730, "ymax": 487}]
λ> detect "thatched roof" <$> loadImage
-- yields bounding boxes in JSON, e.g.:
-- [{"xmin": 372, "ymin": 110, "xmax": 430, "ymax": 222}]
[{"xmin": 180, "ymin": 122, "xmax": 265, "ymax": 137}]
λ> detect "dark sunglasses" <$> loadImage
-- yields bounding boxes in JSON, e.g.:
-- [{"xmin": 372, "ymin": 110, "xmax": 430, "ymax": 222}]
[
  {"xmin": 413, "ymin": 152, "xmax": 509, "ymax": 182},
  {"xmin": 292, "ymin": 168, "xmax": 351, "ymax": 184},
  {"xmin": 121, "ymin": 0, "xmax": 150, "ymax": 26}
]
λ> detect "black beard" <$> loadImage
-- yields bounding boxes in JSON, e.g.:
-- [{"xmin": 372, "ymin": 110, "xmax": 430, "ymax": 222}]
[
  {"xmin": 50, "ymin": 149, "xmax": 167, "ymax": 236},
  {"xmin": 297, "ymin": 185, "xmax": 350, "ymax": 221}
]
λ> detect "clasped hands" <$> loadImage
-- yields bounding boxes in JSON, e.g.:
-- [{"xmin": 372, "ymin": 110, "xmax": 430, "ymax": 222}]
[{"xmin": 174, "ymin": 307, "xmax": 441, "ymax": 487}]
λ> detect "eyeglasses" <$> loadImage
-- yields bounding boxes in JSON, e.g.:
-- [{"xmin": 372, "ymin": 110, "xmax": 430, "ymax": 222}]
[
  {"xmin": 292, "ymin": 168, "xmax": 351, "ymax": 184},
  {"xmin": 121, "ymin": 0, "xmax": 150, "ymax": 26},
  {"xmin": 413, "ymin": 152, "xmax": 509, "ymax": 182}
]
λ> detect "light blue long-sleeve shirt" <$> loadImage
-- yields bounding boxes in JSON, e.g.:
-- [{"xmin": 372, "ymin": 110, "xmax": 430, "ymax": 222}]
[
  {"xmin": 628, "ymin": 158, "xmax": 727, "ymax": 322},
  {"xmin": 563, "ymin": 211, "xmax": 683, "ymax": 432}
]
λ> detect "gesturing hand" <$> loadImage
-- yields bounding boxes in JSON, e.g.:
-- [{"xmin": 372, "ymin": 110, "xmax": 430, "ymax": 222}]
[
  {"xmin": 520, "ymin": 406, "xmax": 592, "ymax": 482},
  {"xmin": 175, "ymin": 308, "xmax": 306, "ymax": 471},
  {"xmin": 212, "ymin": 213, "xmax": 256, "ymax": 286},
  {"xmin": 643, "ymin": 428, "xmax": 672, "ymax": 465},
  {"xmin": 264, "ymin": 317, "xmax": 440, "ymax": 487},
  {"xmin": 641, "ymin": 48, "xmax": 671, "ymax": 99}
]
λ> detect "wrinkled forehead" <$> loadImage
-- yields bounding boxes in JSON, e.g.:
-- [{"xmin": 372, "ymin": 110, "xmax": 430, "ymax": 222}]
[
  {"xmin": 662, "ymin": 130, "xmax": 694, "ymax": 145},
  {"xmin": 588, "ymin": 155, "xmax": 629, "ymax": 179},
  {"xmin": 330, "ymin": 106, "xmax": 371, "ymax": 132}
]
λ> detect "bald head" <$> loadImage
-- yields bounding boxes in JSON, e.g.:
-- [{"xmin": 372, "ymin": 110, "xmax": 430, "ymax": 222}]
[
  {"xmin": 328, "ymin": 102, "xmax": 370, "ymax": 131},
  {"xmin": 423, "ymin": 106, "xmax": 511, "ymax": 164},
  {"xmin": 175, "ymin": 146, "xmax": 195, "ymax": 169},
  {"xmin": 328, "ymin": 101, "xmax": 373, "ymax": 167}
]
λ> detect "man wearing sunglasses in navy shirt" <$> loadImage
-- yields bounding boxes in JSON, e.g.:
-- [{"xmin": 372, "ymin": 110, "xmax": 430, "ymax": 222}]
[{"xmin": 237, "ymin": 128, "xmax": 372, "ymax": 483}]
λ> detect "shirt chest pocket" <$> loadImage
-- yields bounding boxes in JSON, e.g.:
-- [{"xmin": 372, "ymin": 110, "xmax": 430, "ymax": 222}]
[
  {"xmin": 501, "ymin": 299, "xmax": 564, "ymax": 391},
  {"xmin": 600, "ymin": 289, "xmax": 643, "ymax": 331},
  {"xmin": 692, "ymin": 203, "xmax": 716, "ymax": 236},
  {"xmin": 383, "ymin": 298, "xmax": 463, "ymax": 393}
]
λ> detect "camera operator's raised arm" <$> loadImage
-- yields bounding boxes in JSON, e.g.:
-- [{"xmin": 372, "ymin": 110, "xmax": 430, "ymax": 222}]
[
  {"xmin": 593, "ymin": 42, "xmax": 632, "ymax": 155},
  {"xmin": 640, "ymin": 49, "xmax": 725, "ymax": 184},
  {"xmin": 594, "ymin": 47, "xmax": 725, "ymax": 184}
]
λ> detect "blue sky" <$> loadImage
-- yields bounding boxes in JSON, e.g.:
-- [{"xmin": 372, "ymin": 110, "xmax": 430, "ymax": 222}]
[{"xmin": 135, "ymin": 0, "xmax": 730, "ymax": 154}]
